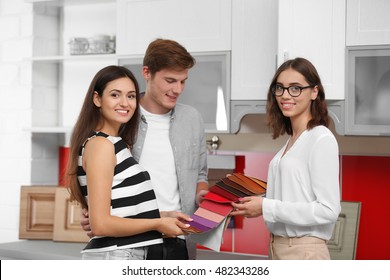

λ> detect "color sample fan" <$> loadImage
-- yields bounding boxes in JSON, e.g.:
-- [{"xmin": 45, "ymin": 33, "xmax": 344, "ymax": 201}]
[{"xmin": 185, "ymin": 173, "xmax": 267, "ymax": 234}]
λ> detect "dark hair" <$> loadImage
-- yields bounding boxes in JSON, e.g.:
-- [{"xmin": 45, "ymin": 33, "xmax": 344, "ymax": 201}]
[
  {"xmin": 67, "ymin": 65, "xmax": 140, "ymax": 208},
  {"xmin": 266, "ymin": 57, "xmax": 329, "ymax": 139},
  {"xmin": 143, "ymin": 38, "xmax": 196, "ymax": 75}
]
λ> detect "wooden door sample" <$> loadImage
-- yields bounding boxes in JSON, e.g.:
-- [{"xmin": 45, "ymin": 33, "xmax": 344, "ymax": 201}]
[
  {"xmin": 53, "ymin": 187, "xmax": 89, "ymax": 243},
  {"xmin": 328, "ymin": 201, "xmax": 361, "ymax": 259},
  {"xmin": 19, "ymin": 186, "xmax": 57, "ymax": 240}
]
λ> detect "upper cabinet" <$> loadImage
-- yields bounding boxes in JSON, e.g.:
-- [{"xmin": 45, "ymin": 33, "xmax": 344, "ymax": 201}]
[
  {"xmin": 277, "ymin": 0, "xmax": 346, "ymax": 100},
  {"xmin": 116, "ymin": 0, "xmax": 232, "ymax": 55},
  {"xmin": 229, "ymin": 0, "xmax": 278, "ymax": 133},
  {"xmin": 343, "ymin": 0, "xmax": 390, "ymax": 136},
  {"xmin": 230, "ymin": 0, "xmax": 278, "ymax": 101},
  {"xmin": 346, "ymin": 0, "xmax": 390, "ymax": 46}
]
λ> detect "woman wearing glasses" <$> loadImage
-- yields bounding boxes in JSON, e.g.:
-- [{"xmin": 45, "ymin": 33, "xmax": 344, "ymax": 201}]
[{"xmin": 230, "ymin": 57, "xmax": 341, "ymax": 260}]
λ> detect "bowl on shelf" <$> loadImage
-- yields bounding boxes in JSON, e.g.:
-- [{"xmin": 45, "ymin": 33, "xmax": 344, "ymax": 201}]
[{"xmin": 68, "ymin": 35, "xmax": 115, "ymax": 55}]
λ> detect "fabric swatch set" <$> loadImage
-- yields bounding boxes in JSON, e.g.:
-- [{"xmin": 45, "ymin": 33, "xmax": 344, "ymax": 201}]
[{"xmin": 185, "ymin": 173, "xmax": 267, "ymax": 234}]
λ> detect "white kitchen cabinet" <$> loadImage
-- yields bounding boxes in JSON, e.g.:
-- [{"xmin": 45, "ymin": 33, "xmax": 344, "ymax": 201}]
[
  {"xmin": 229, "ymin": 0, "xmax": 277, "ymax": 133},
  {"xmin": 231, "ymin": 0, "xmax": 278, "ymax": 101},
  {"xmin": 116, "ymin": 0, "xmax": 232, "ymax": 55},
  {"xmin": 346, "ymin": 0, "xmax": 390, "ymax": 46},
  {"xmin": 277, "ymin": 0, "xmax": 346, "ymax": 100},
  {"xmin": 230, "ymin": 0, "xmax": 346, "ymax": 133}
]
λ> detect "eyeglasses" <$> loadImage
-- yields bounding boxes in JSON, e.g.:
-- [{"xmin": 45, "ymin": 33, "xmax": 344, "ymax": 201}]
[{"xmin": 272, "ymin": 84, "xmax": 314, "ymax": 97}]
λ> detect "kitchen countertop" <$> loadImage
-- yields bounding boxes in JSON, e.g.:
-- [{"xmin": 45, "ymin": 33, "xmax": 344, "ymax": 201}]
[
  {"xmin": 0, "ymin": 240, "xmax": 85, "ymax": 260},
  {"xmin": 0, "ymin": 240, "xmax": 267, "ymax": 260}
]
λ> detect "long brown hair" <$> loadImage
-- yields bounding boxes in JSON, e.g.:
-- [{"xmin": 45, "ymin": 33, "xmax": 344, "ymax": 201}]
[
  {"xmin": 143, "ymin": 38, "xmax": 195, "ymax": 75},
  {"xmin": 67, "ymin": 65, "xmax": 140, "ymax": 208},
  {"xmin": 266, "ymin": 57, "xmax": 329, "ymax": 139}
]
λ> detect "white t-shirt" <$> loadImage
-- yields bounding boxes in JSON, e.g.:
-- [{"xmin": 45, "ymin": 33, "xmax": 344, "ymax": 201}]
[{"xmin": 138, "ymin": 106, "xmax": 182, "ymax": 212}]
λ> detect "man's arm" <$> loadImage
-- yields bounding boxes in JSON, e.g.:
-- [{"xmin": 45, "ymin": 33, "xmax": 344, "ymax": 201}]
[
  {"xmin": 195, "ymin": 181, "xmax": 209, "ymax": 206},
  {"xmin": 80, "ymin": 208, "xmax": 94, "ymax": 238}
]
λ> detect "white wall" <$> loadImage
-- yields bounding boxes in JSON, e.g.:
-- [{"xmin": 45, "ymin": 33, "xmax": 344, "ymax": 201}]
[{"xmin": 0, "ymin": 0, "xmax": 33, "ymax": 243}]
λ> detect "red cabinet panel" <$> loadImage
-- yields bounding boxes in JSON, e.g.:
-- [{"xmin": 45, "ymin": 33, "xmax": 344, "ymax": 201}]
[
  {"xmin": 233, "ymin": 216, "xmax": 270, "ymax": 256},
  {"xmin": 341, "ymin": 155, "xmax": 390, "ymax": 260}
]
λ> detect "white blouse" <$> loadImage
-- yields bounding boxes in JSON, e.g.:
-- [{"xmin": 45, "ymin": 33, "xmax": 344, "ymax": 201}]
[{"xmin": 262, "ymin": 125, "xmax": 341, "ymax": 240}]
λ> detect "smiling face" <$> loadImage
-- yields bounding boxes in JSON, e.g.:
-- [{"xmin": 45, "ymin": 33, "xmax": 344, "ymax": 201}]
[
  {"xmin": 275, "ymin": 68, "xmax": 318, "ymax": 124},
  {"xmin": 93, "ymin": 76, "xmax": 137, "ymax": 135},
  {"xmin": 141, "ymin": 66, "xmax": 189, "ymax": 114}
]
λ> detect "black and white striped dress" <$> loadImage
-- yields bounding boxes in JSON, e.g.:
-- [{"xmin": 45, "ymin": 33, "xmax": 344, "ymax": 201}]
[{"xmin": 77, "ymin": 131, "xmax": 163, "ymax": 253}]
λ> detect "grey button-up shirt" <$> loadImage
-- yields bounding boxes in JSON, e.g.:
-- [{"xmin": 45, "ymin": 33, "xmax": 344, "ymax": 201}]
[{"xmin": 132, "ymin": 102, "xmax": 208, "ymax": 259}]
